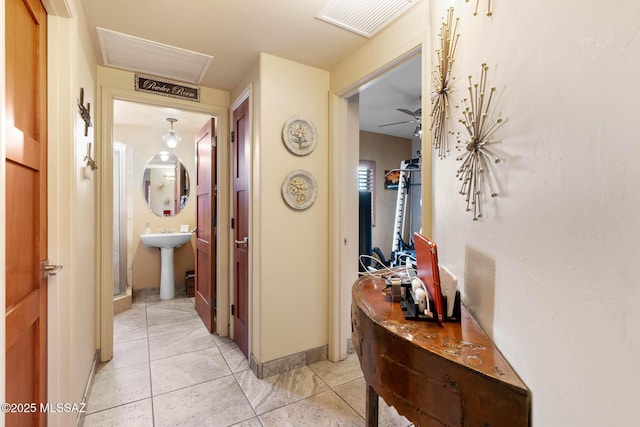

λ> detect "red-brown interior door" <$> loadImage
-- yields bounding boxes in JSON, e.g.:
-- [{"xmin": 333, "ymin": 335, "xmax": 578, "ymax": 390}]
[
  {"xmin": 5, "ymin": 0, "xmax": 48, "ymax": 424},
  {"xmin": 233, "ymin": 99, "xmax": 250, "ymax": 357},
  {"xmin": 195, "ymin": 119, "xmax": 216, "ymax": 332}
]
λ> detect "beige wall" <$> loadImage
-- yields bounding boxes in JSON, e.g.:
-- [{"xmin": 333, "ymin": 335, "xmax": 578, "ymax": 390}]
[
  {"xmin": 359, "ymin": 131, "xmax": 412, "ymax": 257},
  {"xmin": 252, "ymin": 54, "xmax": 330, "ymax": 363}
]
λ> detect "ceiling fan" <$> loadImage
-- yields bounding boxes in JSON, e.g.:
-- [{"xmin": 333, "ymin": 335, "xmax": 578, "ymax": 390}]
[{"xmin": 379, "ymin": 108, "xmax": 422, "ymax": 137}]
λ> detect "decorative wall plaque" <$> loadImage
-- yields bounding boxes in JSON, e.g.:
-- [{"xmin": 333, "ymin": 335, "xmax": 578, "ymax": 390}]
[
  {"xmin": 281, "ymin": 170, "xmax": 317, "ymax": 210},
  {"xmin": 282, "ymin": 116, "xmax": 317, "ymax": 156},
  {"xmin": 134, "ymin": 74, "xmax": 200, "ymax": 102}
]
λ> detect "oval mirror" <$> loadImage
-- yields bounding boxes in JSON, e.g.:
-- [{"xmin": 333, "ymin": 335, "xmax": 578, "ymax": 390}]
[{"xmin": 142, "ymin": 152, "xmax": 190, "ymax": 217}]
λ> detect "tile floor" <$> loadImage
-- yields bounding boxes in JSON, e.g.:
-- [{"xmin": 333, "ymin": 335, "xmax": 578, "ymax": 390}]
[{"xmin": 84, "ymin": 288, "xmax": 412, "ymax": 427}]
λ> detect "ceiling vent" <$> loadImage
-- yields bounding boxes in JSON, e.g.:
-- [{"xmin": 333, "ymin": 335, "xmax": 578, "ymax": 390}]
[
  {"xmin": 97, "ymin": 27, "xmax": 213, "ymax": 84},
  {"xmin": 316, "ymin": 0, "xmax": 420, "ymax": 38}
]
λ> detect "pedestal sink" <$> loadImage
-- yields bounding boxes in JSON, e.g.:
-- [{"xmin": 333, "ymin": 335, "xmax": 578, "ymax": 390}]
[{"xmin": 140, "ymin": 232, "xmax": 193, "ymax": 299}]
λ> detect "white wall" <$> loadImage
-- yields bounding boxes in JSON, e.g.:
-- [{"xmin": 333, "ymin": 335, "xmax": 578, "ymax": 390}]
[
  {"xmin": 429, "ymin": 1, "xmax": 640, "ymax": 425},
  {"xmin": 0, "ymin": 1, "xmax": 95, "ymax": 425},
  {"xmin": 46, "ymin": 0, "xmax": 98, "ymax": 425}
]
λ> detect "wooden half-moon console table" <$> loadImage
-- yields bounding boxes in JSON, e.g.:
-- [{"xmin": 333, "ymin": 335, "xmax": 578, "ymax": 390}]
[{"xmin": 352, "ymin": 276, "xmax": 530, "ymax": 427}]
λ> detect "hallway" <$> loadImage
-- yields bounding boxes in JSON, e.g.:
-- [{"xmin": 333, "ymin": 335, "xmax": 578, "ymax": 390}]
[{"xmin": 84, "ymin": 289, "xmax": 411, "ymax": 426}]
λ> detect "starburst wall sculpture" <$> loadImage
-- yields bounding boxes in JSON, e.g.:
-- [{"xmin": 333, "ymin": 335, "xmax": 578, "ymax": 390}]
[
  {"xmin": 430, "ymin": 8, "xmax": 460, "ymax": 159},
  {"xmin": 466, "ymin": 0, "xmax": 492, "ymax": 16},
  {"xmin": 456, "ymin": 63, "xmax": 505, "ymax": 220}
]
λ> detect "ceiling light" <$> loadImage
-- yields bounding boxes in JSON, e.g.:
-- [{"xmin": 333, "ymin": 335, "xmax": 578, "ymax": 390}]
[
  {"xmin": 159, "ymin": 151, "xmax": 170, "ymax": 162},
  {"xmin": 413, "ymin": 123, "xmax": 422, "ymax": 137},
  {"xmin": 162, "ymin": 118, "xmax": 181, "ymax": 149}
]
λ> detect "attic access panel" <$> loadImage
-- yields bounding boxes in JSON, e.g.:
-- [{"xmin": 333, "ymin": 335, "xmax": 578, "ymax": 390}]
[{"xmin": 316, "ymin": 0, "xmax": 420, "ymax": 38}]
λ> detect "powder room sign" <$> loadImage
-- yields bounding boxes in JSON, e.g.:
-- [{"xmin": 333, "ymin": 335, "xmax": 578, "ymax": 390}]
[{"xmin": 134, "ymin": 74, "xmax": 200, "ymax": 102}]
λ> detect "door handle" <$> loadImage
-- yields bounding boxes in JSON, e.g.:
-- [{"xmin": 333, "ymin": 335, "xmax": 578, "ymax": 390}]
[
  {"xmin": 234, "ymin": 236, "xmax": 249, "ymax": 246},
  {"xmin": 41, "ymin": 261, "xmax": 63, "ymax": 278}
]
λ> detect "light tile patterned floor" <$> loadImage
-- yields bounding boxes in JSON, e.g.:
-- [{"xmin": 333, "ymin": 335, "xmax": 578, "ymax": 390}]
[{"xmin": 83, "ymin": 289, "xmax": 411, "ymax": 427}]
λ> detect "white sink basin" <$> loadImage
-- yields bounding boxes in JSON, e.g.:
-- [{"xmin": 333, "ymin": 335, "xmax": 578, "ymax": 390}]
[
  {"xmin": 140, "ymin": 232, "xmax": 193, "ymax": 299},
  {"xmin": 140, "ymin": 232, "xmax": 192, "ymax": 249}
]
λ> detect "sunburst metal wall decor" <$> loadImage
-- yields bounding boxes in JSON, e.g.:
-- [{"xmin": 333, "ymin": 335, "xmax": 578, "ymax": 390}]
[
  {"xmin": 466, "ymin": 0, "xmax": 493, "ymax": 16},
  {"xmin": 456, "ymin": 63, "xmax": 504, "ymax": 220},
  {"xmin": 431, "ymin": 8, "xmax": 460, "ymax": 160}
]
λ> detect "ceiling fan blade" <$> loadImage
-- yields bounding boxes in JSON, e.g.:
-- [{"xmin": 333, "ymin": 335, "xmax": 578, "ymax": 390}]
[
  {"xmin": 396, "ymin": 108, "xmax": 416, "ymax": 117},
  {"xmin": 378, "ymin": 119, "xmax": 416, "ymax": 127}
]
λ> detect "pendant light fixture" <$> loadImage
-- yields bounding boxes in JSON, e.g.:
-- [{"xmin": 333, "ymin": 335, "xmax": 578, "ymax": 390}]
[{"xmin": 162, "ymin": 118, "xmax": 181, "ymax": 149}]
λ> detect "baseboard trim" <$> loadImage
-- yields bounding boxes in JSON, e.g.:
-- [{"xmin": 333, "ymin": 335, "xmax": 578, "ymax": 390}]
[
  {"xmin": 114, "ymin": 286, "xmax": 132, "ymax": 315},
  {"xmin": 249, "ymin": 344, "xmax": 328, "ymax": 379},
  {"xmin": 347, "ymin": 338, "xmax": 354, "ymax": 354},
  {"xmin": 76, "ymin": 349, "xmax": 99, "ymax": 427}
]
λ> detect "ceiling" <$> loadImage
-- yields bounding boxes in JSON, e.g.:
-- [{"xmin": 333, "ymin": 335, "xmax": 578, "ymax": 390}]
[
  {"xmin": 113, "ymin": 100, "xmax": 212, "ymax": 136},
  {"xmin": 358, "ymin": 54, "xmax": 422, "ymax": 139},
  {"xmin": 85, "ymin": 0, "xmax": 422, "ymax": 139},
  {"xmin": 81, "ymin": 0, "xmax": 375, "ymax": 91}
]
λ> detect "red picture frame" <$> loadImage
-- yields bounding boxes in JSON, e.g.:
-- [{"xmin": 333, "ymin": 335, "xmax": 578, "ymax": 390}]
[{"xmin": 414, "ymin": 232, "xmax": 445, "ymax": 325}]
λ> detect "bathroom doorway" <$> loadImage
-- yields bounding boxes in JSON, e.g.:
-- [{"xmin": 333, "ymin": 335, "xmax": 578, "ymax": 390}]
[
  {"xmin": 111, "ymin": 100, "xmax": 212, "ymax": 308},
  {"xmin": 97, "ymin": 82, "xmax": 231, "ymax": 362}
]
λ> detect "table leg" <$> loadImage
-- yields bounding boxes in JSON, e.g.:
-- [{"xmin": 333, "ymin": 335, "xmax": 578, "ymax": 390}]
[{"xmin": 366, "ymin": 384, "xmax": 379, "ymax": 426}]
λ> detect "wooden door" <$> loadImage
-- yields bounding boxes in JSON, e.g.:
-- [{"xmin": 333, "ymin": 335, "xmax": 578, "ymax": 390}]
[
  {"xmin": 195, "ymin": 119, "xmax": 216, "ymax": 332},
  {"xmin": 5, "ymin": 0, "xmax": 48, "ymax": 425},
  {"xmin": 232, "ymin": 99, "xmax": 250, "ymax": 357}
]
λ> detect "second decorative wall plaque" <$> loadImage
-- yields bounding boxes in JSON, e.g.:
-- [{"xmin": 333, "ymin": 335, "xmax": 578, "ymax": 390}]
[
  {"xmin": 281, "ymin": 170, "xmax": 317, "ymax": 210},
  {"xmin": 282, "ymin": 115, "xmax": 317, "ymax": 156}
]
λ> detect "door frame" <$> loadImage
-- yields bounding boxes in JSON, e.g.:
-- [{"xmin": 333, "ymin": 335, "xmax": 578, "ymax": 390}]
[
  {"xmin": 1, "ymin": 0, "xmax": 7, "ymax": 409},
  {"xmin": 4, "ymin": 0, "xmax": 48, "ymax": 421},
  {"xmin": 0, "ymin": 0, "xmax": 71, "ymax": 411},
  {"xmin": 229, "ymin": 86, "xmax": 252, "ymax": 357},
  {"xmin": 328, "ymin": 45, "xmax": 432, "ymax": 362},
  {"xmin": 96, "ymin": 85, "xmax": 230, "ymax": 360}
]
